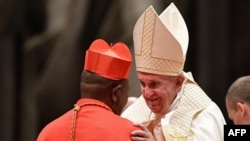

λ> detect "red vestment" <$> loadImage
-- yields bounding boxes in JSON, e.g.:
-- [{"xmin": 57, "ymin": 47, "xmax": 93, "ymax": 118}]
[{"xmin": 37, "ymin": 98, "xmax": 140, "ymax": 141}]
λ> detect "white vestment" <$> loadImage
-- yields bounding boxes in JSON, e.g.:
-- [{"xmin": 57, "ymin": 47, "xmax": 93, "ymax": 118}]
[{"xmin": 121, "ymin": 72, "xmax": 226, "ymax": 141}]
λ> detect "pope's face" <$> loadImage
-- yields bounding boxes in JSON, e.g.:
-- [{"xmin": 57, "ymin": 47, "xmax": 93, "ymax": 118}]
[{"xmin": 137, "ymin": 72, "xmax": 183, "ymax": 115}]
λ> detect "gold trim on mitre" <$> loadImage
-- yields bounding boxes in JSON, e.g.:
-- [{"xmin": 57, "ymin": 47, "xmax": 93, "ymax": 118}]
[{"xmin": 133, "ymin": 3, "xmax": 189, "ymax": 76}]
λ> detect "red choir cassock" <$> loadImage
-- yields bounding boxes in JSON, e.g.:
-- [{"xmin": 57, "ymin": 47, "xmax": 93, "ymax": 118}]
[{"xmin": 37, "ymin": 98, "xmax": 140, "ymax": 141}]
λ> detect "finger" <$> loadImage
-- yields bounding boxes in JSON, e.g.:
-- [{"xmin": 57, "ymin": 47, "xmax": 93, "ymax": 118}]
[
  {"xmin": 153, "ymin": 124, "xmax": 165, "ymax": 141},
  {"xmin": 131, "ymin": 130, "xmax": 148, "ymax": 137},
  {"xmin": 131, "ymin": 136, "xmax": 148, "ymax": 141},
  {"xmin": 131, "ymin": 131, "xmax": 150, "ymax": 141}
]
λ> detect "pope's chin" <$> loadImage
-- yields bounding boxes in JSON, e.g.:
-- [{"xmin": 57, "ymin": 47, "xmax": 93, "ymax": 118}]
[{"xmin": 147, "ymin": 104, "xmax": 162, "ymax": 114}]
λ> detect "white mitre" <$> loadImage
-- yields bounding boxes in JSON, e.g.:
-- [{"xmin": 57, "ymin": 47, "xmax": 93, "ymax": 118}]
[{"xmin": 133, "ymin": 2, "xmax": 189, "ymax": 76}]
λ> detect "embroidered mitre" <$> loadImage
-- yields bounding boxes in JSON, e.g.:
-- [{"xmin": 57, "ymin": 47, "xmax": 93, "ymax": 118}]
[{"xmin": 133, "ymin": 2, "xmax": 189, "ymax": 76}]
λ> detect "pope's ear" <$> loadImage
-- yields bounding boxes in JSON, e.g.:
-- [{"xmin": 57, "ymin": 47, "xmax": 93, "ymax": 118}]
[{"xmin": 111, "ymin": 84, "xmax": 122, "ymax": 103}]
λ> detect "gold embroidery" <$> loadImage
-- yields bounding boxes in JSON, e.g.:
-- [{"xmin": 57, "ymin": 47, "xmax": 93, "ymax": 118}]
[{"xmin": 169, "ymin": 133, "xmax": 187, "ymax": 141}]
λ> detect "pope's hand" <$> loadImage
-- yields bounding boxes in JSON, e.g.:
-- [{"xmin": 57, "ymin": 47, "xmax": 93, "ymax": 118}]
[
  {"xmin": 131, "ymin": 123, "xmax": 155, "ymax": 141},
  {"xmin": 153, "ymin": 122, "xmax": 165, "ymax": 141}
]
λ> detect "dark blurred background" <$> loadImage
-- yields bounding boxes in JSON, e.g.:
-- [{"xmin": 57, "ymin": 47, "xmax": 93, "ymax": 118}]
[{"xmin": 1, "ymin": 0, "xmax": 250, "ymax": 141}]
